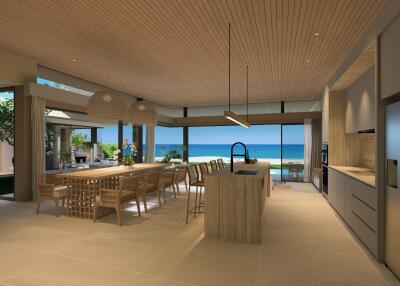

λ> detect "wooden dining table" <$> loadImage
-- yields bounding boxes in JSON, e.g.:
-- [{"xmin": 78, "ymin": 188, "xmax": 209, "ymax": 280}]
[{"xmin": 58, "ymin": 163, "xmax": 166, "ymax": 219}]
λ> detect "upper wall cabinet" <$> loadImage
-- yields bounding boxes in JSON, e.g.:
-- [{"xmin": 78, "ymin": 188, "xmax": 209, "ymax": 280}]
[
  {"xmin": 381, "ymin": 15, "xmax": 400, "ymax": 99},
  {"xmin": 344, "ymin": 67, "xmax": 376, "ymax": 133}
]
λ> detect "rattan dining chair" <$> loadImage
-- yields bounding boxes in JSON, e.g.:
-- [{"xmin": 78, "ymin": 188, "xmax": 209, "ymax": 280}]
[
  {"xmin": 217, "ymin": 158, "xmax": 224, "ymax": 169},
  {"xmin": 94, "ymin": 175, "xmax": 142, "ymax": 226},
  {"xmin": 36, "ymin": 172, "xmax": 67, "ymax": 217},
  {"xmin": 141, "ymin": 169, "xmax": 163, "ymax": 212},
  {"xmin": 210, "ymin": 160, "xmax": 218, "ymax": 172},
  {"xmin": 174, "ymin": 165, "xmax": 188, "ymax": 193},
  {"xmin": 186, "ymin": 164, "xmax": 205, "ymax": 224},
  {"xmin": 161, "ymin": 168, "xmax": 176, "ymax": 203}
]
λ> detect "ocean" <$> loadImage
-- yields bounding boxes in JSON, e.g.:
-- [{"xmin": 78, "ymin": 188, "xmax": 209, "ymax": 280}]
[{"xmin": 149, "ymin": 144, "xmax": 304, "ymax": 159}]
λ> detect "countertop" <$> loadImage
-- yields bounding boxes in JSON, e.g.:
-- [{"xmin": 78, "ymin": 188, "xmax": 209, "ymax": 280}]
[
  {"xmin": 330, "ymin": 165, "xmax": 375, "ymax": 188},
  {"xmin": 207, "ymin": 163, "xmax": 269, "ymax": 180}
]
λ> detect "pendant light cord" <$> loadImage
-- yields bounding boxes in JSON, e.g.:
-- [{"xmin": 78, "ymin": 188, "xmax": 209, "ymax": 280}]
[
  {"xmin": 228, "ymin": 23, "xmax": 231, "ymax": 111},
  {"xmin": 246, "ymin": 65, "xmax": 249, "ymax": 121}
]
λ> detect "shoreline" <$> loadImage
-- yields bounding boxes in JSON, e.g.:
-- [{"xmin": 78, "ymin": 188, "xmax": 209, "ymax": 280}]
[{"xmin": 155, "ymin": 156, "xmax": 304, "ymax": 165}]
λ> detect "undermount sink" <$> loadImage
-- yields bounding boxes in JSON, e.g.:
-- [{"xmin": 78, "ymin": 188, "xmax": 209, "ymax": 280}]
[
  {"xmin": 348, "ymin": 170, "xmax": 375, "ymax": 177},
  {"xmin": 234, "ymin": 170, "xmax": 258, "ymax": 175}
]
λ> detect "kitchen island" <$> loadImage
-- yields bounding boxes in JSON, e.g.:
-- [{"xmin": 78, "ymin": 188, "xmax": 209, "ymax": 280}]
[{"xmin": 204, "ymin": 163, "xmax": 270, "ymax": 244}]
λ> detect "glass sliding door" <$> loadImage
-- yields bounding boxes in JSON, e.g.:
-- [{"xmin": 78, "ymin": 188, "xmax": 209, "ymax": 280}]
[
  {"xmin": 281, "ymin": 124, "xmax": 305, "ymax": 182},
  {"xmin": 0, "ymin": 88, "xmax": 15, "ymax": 200}
]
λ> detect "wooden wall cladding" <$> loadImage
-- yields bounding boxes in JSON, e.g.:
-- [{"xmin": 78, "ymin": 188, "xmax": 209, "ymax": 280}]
[
  {"xmin": 328, "ymin": 91, "xmax": 346, "ymax": 166},
  {"xmin": 359, "ymin": 133, "xmax": 376, "ymax": 169}
]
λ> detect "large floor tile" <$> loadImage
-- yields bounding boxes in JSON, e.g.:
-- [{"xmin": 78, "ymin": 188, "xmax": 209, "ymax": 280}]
[
  {"xmin": 140, "ymin": 250, "xmax": 258, "ymax": 286},
  {"xmin": 125, "ymin": 273, "xmax": 195, "ymax": 286},
  {"xmin": 260, "ymin": 244, "xmax": 386, "ymax": 284},
  {"xmin": 4, "ymin": 255, "xmax": 133, "ymax": 286},
  {"xmin": 0, "ymin": 225, "xmax": 86, "ymax": 254},
  {"xmin": 263, "ymin": 228, "xmax": 364, "ymax": 256},
  {"xmin": 58, "ymin": 232, "xmax": 170, "ymax": 271},
  {"xmin": 255, "ymin": 265, "xmax": 384, "ymax": 286},
  {"xmin": 0, "ymin": 242, "xmax": 49, "ymax": 279}
]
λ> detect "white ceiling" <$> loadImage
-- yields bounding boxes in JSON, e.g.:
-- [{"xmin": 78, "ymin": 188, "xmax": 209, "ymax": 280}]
[{"xmin": 0, "ymin": 0, "xmax": 388, "ymax": 107}]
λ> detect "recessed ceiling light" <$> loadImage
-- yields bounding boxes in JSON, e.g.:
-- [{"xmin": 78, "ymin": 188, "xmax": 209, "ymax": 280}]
[
  {"xmin": 122, "ymin": 79, "xmax": 126, "ymax": 82},
  {"xmin": 314, "ymin": 32, "xmax": 320, "ymax": 36},
  {"xmin": 72, "ymin": 59, "xmax": 77, "ymax": 63}
]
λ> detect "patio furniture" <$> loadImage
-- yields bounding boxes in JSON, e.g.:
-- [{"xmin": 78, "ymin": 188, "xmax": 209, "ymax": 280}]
[
  {"xmin": 186, "ymin": 164, "xmax": 205, "ymax": 224},
  {"xmin": 36, "ymin": 172, "xmax": 67, "ymax": 217},
  {"xmin": 210, "ymin": 160, "xmax": 218, "ymax": 172},
  {"xmin": 93, "ymin": 175, "xmax": 142, "ymax": 226},
  {"xmin": 58, "ymin": 164, "xmax": 165, "ymax": 219}
]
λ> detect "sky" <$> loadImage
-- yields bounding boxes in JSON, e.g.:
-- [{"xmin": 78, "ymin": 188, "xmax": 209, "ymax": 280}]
[{"xmin": 95, "ymin": 124, "xmax": 304, "ymax": 145}]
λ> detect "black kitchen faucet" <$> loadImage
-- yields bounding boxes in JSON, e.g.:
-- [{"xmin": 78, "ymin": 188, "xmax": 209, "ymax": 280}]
[{"xmin": 230, "ymin": 142, "xmax": 249, "ymax": 172}]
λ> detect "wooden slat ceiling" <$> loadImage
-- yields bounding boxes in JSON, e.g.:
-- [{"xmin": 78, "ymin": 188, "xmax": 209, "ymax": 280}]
[
  {"xmin": 331, "ymin": 41, "xmax": 376, "ymax": 91},
  {"xmin": 0, "ymin": 0, "xmax": 388, "ymax": 107}
]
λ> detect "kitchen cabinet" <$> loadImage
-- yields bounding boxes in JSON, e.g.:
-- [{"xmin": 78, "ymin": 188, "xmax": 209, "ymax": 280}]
[
  {"xmin": 381, "ymin": 14, "xmax": 400, "ymax": 99},
  {"xmin": 344, "ymin": 67, "xmax": 375, "ymax": 133},
  {"xmin": 328, "ymin": 168, "xmax": 345, "ymax": 217},
  {"xmin": 328, "ymin": 167, "xmax": 377, "ymax": 256}
]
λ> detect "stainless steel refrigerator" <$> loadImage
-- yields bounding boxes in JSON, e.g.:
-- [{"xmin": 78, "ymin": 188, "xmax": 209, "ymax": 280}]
[{"xmin": 385, "ymin": 100, "xmax": 400, "ymax": 278}]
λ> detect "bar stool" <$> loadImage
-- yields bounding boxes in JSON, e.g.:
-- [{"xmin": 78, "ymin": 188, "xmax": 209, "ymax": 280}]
[
  {"xmin": 186, "ymin": 165, "xmax": 205, "ymax": 224},
  {"xmin": 210, "ymin": 160, "xmax": 218, "ymax": 172},
  {"xmin": 197, "ymin": 162, "xmax": 209, "ymax": 211},
  {"xmin": 217, "ymin": 158, "xmax": 224, "ymax": 169}
]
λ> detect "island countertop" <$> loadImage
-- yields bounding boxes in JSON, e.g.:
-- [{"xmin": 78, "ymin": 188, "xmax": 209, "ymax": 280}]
[
  {"xmin": 207, "ymin": 163, "xmax": 269, "ymax": 179},
  {"xmin": 204, "ymin": 163, "xmax": 271, "ymax": 244}
]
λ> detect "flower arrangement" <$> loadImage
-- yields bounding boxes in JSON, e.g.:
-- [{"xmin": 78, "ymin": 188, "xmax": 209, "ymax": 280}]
[
  {"xmin": 121, "ymin": 138, "xmax": 138, "ymax": 166},
  {"xmin": 111, "ymin": 149, "xmax": 121, "ymax": 160}
]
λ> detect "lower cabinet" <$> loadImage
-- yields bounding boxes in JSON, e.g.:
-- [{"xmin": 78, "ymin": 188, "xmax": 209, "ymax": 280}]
[{"xmin": 328, "ymin": 168, "xmax": 377, "ymax": 256}]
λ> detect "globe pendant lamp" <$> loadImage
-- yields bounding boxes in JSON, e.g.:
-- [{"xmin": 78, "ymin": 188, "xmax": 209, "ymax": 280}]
[
  {"xmin": 87, "ymin": 91, "xmax": 128, "ymax": 121},
  {"xmin": 127, "ymin": 100, "xmax": 157, "ymax": 126}
]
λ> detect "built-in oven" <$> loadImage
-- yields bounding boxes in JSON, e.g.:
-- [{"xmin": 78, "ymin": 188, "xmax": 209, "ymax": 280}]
[
  {"xmin": 322, "ymin": 164, "xmax": 328, "ymax": 197},
  {"xmin": 322, "ymin": 143, "xmax": 328, "ymax": 165},
  {"xmin": 321, "ymin": 144, "xmax": 328, "ymax": 198}
]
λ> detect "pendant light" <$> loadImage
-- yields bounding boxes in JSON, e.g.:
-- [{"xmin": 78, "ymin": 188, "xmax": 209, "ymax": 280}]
[
  {"xmin": 223, "ymin": 23, "xmax": 251, "ymax": 128},
  {"xmin": 87, "ymin": 54, "xmax": 128, "ymax": 121},
  {"xmin": 126, "ymin": 99, "xmax": 158, "ymax": 126}
]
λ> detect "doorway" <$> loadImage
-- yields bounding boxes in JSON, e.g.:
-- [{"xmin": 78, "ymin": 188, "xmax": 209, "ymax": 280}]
[
  {"xmin": 0, "ymin": 87, "xmax": 15, "ymax": 200},
  {"xmin": 281, "ymin": 124, "xmax": 305, "ymax": 182}
]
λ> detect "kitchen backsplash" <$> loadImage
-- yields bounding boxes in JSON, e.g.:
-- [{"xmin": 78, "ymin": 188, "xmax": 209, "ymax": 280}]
[{"xmin": 345, "ymin": 133, "xmax": 375, "ymax": 170}]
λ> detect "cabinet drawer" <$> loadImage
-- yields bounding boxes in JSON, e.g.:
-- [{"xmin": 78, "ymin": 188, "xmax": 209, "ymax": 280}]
[
  {"xmin": 351, "ymin": 212, "xmax": 377, "ymax": 256},
  {"xmin": 351, "ymin": 179, "xmax": 376, "ymax": 209},
  {"xmin": 351, "ymin": 195, "xmax": 377, "ymax": 232}
]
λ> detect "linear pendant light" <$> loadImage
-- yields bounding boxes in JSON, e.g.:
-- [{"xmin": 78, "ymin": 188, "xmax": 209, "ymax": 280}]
[{"xmin": 223, "ymin": 23, "xmax": 251, "ymax": 128}]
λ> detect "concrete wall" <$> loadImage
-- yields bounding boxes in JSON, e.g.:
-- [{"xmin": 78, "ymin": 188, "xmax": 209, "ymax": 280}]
[
  {"xmin": 0, "ymin": 48, "xmax": 37, "ymax": 201},
  {"xmin": 0, "ymin": 48, "xmax": 36, "ymax": 87},
  {"xmin": 0, "ymin": 142, "xmax": 13, "ymax": 174},
  {"xmin": 345, "ymin": 67, "xmax": 376, "ymax": 133}
]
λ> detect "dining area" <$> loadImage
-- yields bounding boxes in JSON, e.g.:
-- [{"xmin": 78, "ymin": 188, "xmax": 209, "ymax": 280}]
[
  {"xmin": 36, "ymin": 163, "xmax": 188, "ymax": 225},
  {"xmin": 34, "ymin": 158, "xmax": 229, "ymax": 227}
]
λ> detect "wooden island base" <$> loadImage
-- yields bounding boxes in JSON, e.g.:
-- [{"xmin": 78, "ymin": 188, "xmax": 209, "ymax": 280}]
[{"xmin": 204, "ymin": 163, "xmax": 270, "ymax": 244}]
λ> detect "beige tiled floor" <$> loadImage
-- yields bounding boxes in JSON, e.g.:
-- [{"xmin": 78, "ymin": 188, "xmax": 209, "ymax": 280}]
[{"xmin": 0, "ymin": 183, "xmax": 398, "ymax": 286}]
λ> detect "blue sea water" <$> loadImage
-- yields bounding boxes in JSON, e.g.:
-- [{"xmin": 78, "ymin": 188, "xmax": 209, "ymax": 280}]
[{"xmin": 145, "ymin": 144, "xmax": 304, "ymax": 159}]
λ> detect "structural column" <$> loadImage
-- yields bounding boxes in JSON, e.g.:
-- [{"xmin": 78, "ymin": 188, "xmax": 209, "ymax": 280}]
[
  {"xmin": 183, "ymin": 107, "xmax": 189, "ymax": 162},
  {"xmin": 133, "ymin": 125, "xmax": 143, "ymax": 163},
  {"xmin": 118, "ymin": 120, "xmax": 123, "ymax": 160}
]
